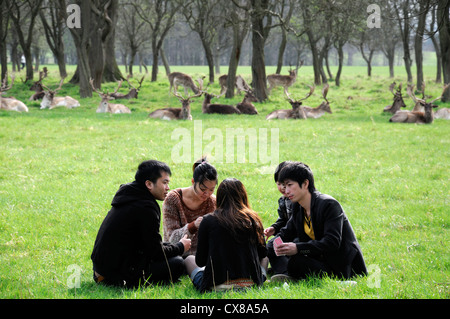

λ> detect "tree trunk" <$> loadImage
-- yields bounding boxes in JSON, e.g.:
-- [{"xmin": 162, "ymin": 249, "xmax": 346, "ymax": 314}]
[
  {"xmin": 0, "ymin": 0, "xmax": 8, "ymax": 82},
  {"xmin": 276, "ymin": 29, "xmax": 287, "ymax": 74},
  {"xmin": 151, "ymin": 40, "xmax": 159, "ymax": 82},
  {"xmin": 251, "ymin": 29, "xmax": 268, "ymax": 101},
  {"xmin": 160, "ymin": 48, "xmax": 170, "ymax": 75},
  {"xmin": 335, "ymin": 44, "xmax": 344, "ymax": 87},
  {"xmin": 68, "ymin": 0, "xmax": 93, "ymax": 98},
  {"xmin": 415, "ymin": 1, "xmax": 429, "ymax": 90},
  {"xmin": 200, "ymin": 35, "xmax": 215, "ymax": 84},
  {"xmin": 102, "ymin": 0, "xmax": 123, "ymax": 82},
  {"xmin": 307, "ymin": 29, "xmax": 322, "ymax": 85},
  {"xmin": 438, "ymin": 0, "xmax": 450, "ymax": 101},
  {"xmin": 225, "ymin": 35, "xmax": 242, "ymax": 99}
]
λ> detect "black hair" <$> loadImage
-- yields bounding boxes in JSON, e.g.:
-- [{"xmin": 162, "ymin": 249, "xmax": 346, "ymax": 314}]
[
  {"xmin": 192, "ymin": 156, "xmax": 217, "ymax": 185},
  {"xmin": 135, "ymin": 160, "xmax": 171, "ymax": 186},
  {"xmin": 274, "ymin": 161, "xmax": 293, "ymax": 182},
  {"xmin": 278, "ymin": 161, "xmax": 316, "ymax": 193}
]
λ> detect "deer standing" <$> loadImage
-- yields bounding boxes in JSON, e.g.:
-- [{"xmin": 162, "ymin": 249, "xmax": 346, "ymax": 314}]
[
  {"xmin": 266, "ymin": 86, "xmax": 314, "ymax": 120},
  {"xmin": 149, "ymin": 91, "xmax": 202, "ymax": 120},
  {"xmin": 110, "ymin": 75, "xmax": 144, "ymax": 100},
  {"xmin": 302, "ymin": 84, "xmax": 332, "ymax": 118},
  {"xmin": 389, "ymin": 84, "xmax": 449, "ymax": 124},
  {"xmin": 90, "ymin": 79, "xmax": 131, "ymax": 114},
  {"xmin": 168, "ymin": 72, "xmax": 200, "ymax": 96},
  {"xmin": 218, "ymin": 74, "xmax": 251, "ymax": 95},
  {"xmin": 0, "ymin": 74, "xmax": 29, "ymax": 112},
  {"xmin": 383, "ymin": 82, "xmax": 407, "ymax": 113},
  {"xmin": 267, "ymin": 63, "xmax": 302, "ymax": 95},
  {"xmin": 40, "ymin": 78, "xmax": 80, "ymax": 109}
]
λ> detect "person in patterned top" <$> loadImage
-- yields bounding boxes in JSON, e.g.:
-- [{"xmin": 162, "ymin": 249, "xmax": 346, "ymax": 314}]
[{"xmin": 163, "ymin": 157, "xmax": 217, "ymax": 256}]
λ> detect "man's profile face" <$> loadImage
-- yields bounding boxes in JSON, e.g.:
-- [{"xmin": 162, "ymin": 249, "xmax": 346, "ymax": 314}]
[
  {"xmin": 146, "ymin": 171, "xmax": 170, "ymax": 201},
  {"xmin": 283, "ymin": 179, "xmax": 309, "ymax": 203}
]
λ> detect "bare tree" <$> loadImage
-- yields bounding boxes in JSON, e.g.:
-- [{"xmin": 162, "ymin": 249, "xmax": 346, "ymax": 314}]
[
  {"xmin": 437, "ymin": 0, "xmax": 450, "ymax": 101},
  {"xmin": 414, "ymin": 0, "xmax": 431, "ymax": 90},
  {"xmin": 132, "ymin": 0, "xmax": 181, "ymax": 82},
  {"xmin": 182, "ymin": 0, "xmax": 221, "ymax": 84},
  {"xmin": 0, "ymin": 1, "xmax": 9, "ymax": 82},
  {"xmin": 39, "ymin": 0, "xmax": 67, "ymax": 78},
  {"xmin": 379, "ymin": 0, "xmax": 401, "ymax": 78},
  {"xmin": 393, "ymin": 0, "xmax": 414, "ymax": 83},
  {"xmin": 117, "ymin": 3, "xmax": 149, "ymax": 76},
  {"xmin": 274, "ymin": 0, "xmax": 295, "ymax": 74},
  {"xmin": 65, "ymin": 0, "xmax": 94, "ymax": 97},
  {"xmin": 425, "ymin": 3, "xmax": 442, "ymax": 83},
  {"xmin": 5, "ymin": 0, "xmax": 44, "ymax": 81},
  {"xmin": 223, "ymin": 1, "xmax": 250, "ymax": 98}
]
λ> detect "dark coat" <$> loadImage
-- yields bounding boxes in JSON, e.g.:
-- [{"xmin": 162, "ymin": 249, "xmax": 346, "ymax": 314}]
[
  {"xmin": 270, "ymin": 196, "xmax": 293, "ymax": 234},
  {"xmin": 195, "ymin": 213, "xmax": 267, "ymax": 292},
  {"xmin": 91, "ymin": 181, "xmax": 184, "ymax": 285},
  {"xmin": 280, "ymin": 191, "xmax": 367, "ymax": 279}
]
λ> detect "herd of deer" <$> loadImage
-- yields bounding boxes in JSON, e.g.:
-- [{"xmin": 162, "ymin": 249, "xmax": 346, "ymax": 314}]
[
  {"xmin": 384, "ymin": 81, "xmax": 450, "ymax": 123},
  {"xmin": 1, "ymin": 69, "xmax": 449, "ymax": 125},
  {"xmin": 149, "ymin": 70, "xmax": 332, "ymax": 120}
]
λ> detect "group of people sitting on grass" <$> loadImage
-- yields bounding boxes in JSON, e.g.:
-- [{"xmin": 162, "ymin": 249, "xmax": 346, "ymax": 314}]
[{"xmin": 90, "ymin": 157, "xmax": 367, "ymax": 292}]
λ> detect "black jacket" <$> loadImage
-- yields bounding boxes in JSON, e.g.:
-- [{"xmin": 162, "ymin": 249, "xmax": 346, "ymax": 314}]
[
  {"xmin": 195, "ymin": 213, "xmax": 267, "ymax": 292},
  {"xmin": 280, "ymin": 191, "xmax": 367, "ymax": 279},
  {"xmin": 270, "ymin": 196, "xmax": 293, "ymax": 234},
  {"xmin": 91, "ymin": 181, "xmax": 184, "ymax": 284}
]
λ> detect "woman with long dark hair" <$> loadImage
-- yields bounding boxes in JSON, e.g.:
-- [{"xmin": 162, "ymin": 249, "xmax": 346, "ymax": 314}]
[
  {"xmin": 185, "ymin": 178, "xmax": 268, "ymax": 292},
  {"xmin": 163, "ymin": 157, "xmax": 217, "ymax": 256}
]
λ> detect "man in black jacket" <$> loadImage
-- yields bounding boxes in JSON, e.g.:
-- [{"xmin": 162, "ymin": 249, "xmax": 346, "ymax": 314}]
[
  {"xmin": 270, "ymin": 162, "xmax": 367, "ymax": 281},
  {"xmin": 91, "ymin": 160, "xmax": 191, "ymax": 288}
]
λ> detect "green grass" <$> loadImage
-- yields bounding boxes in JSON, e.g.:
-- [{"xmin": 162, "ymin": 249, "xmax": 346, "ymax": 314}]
[{"xmin": 0, "ymin": 65, "xmax": 448, "ymax": 299}]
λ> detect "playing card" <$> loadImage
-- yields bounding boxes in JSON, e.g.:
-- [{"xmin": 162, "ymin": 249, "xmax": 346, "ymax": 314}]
[{"xmin": 274, "ymin": 236, "xmax": 283, "ymax": 248}]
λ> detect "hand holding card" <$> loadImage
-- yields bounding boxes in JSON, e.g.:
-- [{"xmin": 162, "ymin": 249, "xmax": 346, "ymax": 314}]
[
  {"xmin": 274, "ymin": 236, "xmax": 284, "ymax": 256},
  {"xmin": 273, "ymin": 236, "xmax": 283, "ymax": 248}
]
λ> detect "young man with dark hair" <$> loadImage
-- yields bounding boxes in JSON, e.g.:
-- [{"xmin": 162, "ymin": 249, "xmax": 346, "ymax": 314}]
[
  {"xmin": 270, "ymin": 161, "xmax": 367, "ymax": 281},
  {"xmin": 264, "ymin": 161, "xmax": 293, "ymax": 275},
  {"xmin": 91, "ymin": 160, "xmax": 191, "ymax": 288}
]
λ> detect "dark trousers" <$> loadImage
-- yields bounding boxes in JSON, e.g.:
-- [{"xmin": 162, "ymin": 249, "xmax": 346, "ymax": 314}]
[
  {"xmin": 268, "ymin": 248, "xmax": 332, "ymax": 279},
  {"xmin": 144, "ymin": 256, "xmax": 185, "ymax": 284},
  {"xmin": 94, "ymin": 256, "xmax": 185, "ymax": 288}
]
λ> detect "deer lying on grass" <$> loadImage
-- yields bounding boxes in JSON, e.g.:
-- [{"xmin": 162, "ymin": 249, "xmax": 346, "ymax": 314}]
[
  {"xmin": 303, "ymin": 83, "xmax": 332, "ymax": 118},
  {"xmin": 389, "ymin": 83, "xmax": 449, "ymax": 124},
  {"xmin": 201, "ymin": 90, "xmax": 241, "ymax": 114},
  {"xmin": 218, "ymin": 74, "xmax": 251, "ymax": 95},
  {"xmin": 434, "ymin": 107, "xmax": 450, "ymax": 119},
  {"xmin": 266, "ymin": 86, "xmax": 315, "ymax": 120},
  {"xmin": 235, "ymin": 76, "xmax": 259, "ymax": 114},
  {"xmin": 29, "ymin": 71, "xmax": 46, "ymax": 101},
  {"xmin": 40, "ymin": 78, "xmax": 80, "ymax": 109},
  {"xmin": 149, "ymin": 91, "xmax": 202, "ymax": 120},
  {"xmin": 0, "ymin": 74, "xmax": 29, "ymax": 112},
  {"xmin": 199, "ymin": 77, "xmax": 256, "ymax": 115},
  {"xmin": 110, "ymin": 75, "xmax": 144, "ymax": 100},
  {"xmin": 383, "ymin": 82, "xmax": 407, "ymax": 113},
  {"xmin": 90, "ymin": 78, "xmax": 131, "ymax": 114},
  {"xmin": 168, "ymin": 72, "xmax": 201, "ymax": 96}
]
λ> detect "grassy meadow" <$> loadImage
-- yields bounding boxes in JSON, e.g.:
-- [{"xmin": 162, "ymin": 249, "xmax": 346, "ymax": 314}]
[{"xmin": 0, "ymin": 64, "xmax": 448, "ymax": 300}]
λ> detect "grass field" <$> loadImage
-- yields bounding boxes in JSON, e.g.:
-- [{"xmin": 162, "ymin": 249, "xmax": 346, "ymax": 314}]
[{"xmin": 0, "ymin": 64, "xmax": 448, "ymax": 300}]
